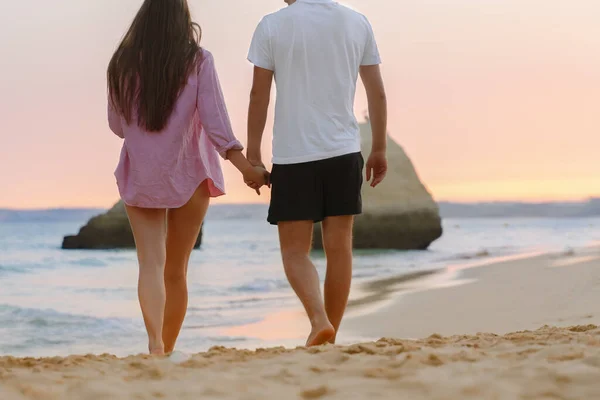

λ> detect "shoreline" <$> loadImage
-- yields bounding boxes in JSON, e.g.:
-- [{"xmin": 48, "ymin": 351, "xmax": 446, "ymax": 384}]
[
  {"xmin": 346, "ymin": 241, "xmax": 600, "ymax": 317},
  {"xmin": 2, "ymin": 245, "xmax": 600, "ymax": 398},
  {"xmin": 345, "ymin": 249, "xmax": 548, "ymax": 318},
  {"xmin": 220, "ymin": 246, "xmax": 582, "ymax": 348},
  {"xmin": 344, "ymin": 244, "xmax": 600, "ymax": 340}
]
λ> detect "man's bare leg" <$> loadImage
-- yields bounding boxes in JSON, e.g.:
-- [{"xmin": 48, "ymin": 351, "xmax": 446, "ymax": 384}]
[
  {"xmin": 278, "ymin": 221, "xmax": 335, "ymax": 346},
  {"xmin": 322, "ymin": 215, "xmax": 354, "ymax": 343},
  {"xmin": 162, "ymin": 183, "xmax": 210, "ymax": 354}
]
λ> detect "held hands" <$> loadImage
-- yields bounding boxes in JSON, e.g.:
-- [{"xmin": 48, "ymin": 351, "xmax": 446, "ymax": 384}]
[
  {"xmin": 366, "ymin": 150, "xmax": 388, "ymax": 188},
  {"xmin": 243, "ymin": 163, "xmax": 270, "ymax": 195},
  {"xmin": 226, "ymin": 149, "xmax": 270, "ymax": 195}
]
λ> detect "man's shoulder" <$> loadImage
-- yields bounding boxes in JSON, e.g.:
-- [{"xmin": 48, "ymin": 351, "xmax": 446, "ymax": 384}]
[
  {"xmin": 260, "ymin": 3, "xmax": 371, "ymax": 28},
  {"xmin": 261, "ymin": 6, "xmax": 294, "ymax": 24},
  {"xmin": 336, "ymin": 3, "xmax": 370, "ymax": 24}
]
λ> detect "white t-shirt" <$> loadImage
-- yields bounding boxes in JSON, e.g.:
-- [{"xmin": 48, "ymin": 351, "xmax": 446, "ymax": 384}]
[{"xmin": 248, "ymin": 0, "xmax": 381, "ymax": 165}]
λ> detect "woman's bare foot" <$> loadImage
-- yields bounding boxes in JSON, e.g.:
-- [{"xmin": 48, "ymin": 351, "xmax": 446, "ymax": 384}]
[
  {"xmin": 306, "ymin": 323, "xmax": 336, "ymax": 347},
  {"xmin": 149, "ymin": 345, "xmax": 165, "ymax": 355},
  {"xmin": 149, "ymin": 340, "xmax": 165, "ymax": 356},
  {"xmin": 149, "ymin": 348, "xmax": 165, "ymax": 356}
]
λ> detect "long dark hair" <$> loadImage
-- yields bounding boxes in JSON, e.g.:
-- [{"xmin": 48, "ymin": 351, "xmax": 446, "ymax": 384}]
[{"xmin": 107, "ymin": 0, "xmax": 201, "ymax": 132}]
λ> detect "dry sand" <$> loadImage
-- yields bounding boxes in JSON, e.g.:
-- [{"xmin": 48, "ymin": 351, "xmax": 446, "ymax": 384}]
[{"xmin": 1, "ymin": 247, "xmax": 600, "ymax": 399}]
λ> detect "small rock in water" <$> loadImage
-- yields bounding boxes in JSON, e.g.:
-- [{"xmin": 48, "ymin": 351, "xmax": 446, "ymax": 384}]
[{"xmin": 476, "ymin": 250, "xmax": 491, "ymax": 258}]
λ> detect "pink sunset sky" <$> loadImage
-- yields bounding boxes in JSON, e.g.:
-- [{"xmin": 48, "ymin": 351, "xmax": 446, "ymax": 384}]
[{"xmin": 1, "ymin": 0, "xmax": 599, "ymax": 209}]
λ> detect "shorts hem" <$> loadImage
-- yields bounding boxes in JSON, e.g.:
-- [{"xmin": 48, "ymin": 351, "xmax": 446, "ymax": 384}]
[
  {"xmin": 267, "ymin": 210, "xmax": 362, "ymax": 225},
  {"xmin": 267, "ymin": 216, "xmax": 324, "ymax": 226},
  {"xmin": 322, "ymin": 210, "xmax": 362, "ymax": 219}
]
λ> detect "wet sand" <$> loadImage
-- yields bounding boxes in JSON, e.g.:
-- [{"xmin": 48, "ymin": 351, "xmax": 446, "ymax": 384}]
[{"xmin": 344, "ymin": 246, "xmax": 600, "ymax": 339}]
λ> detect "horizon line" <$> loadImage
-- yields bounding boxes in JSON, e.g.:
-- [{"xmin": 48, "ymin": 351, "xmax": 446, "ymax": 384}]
[{"xmin": 2, "ymin": 198, "xmax": 599, "ymax": 212}]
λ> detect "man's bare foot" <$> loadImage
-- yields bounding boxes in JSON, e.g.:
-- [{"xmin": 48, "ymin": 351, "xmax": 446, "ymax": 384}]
[{"xmin": 306, "ymin": 323, "xmax": 335, "ymax": 347}]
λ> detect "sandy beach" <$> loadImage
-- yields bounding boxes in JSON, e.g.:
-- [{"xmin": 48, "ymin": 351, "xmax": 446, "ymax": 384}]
[
  {"xmin": 344, "ymin": 245, "xmax": 600, "ymax": 339},
  {"xmin": 2, "ymin": 246, "xmax": 600, "ymax": 399}
]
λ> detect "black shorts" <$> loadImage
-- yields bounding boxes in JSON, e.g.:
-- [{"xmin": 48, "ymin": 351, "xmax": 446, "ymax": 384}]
[{"xmin": 267, "ymin": 152, "xmax": 364, "ymax": 225}]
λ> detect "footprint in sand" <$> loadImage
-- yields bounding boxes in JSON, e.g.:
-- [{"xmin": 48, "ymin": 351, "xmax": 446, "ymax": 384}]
[{"xmin": 169, "ymin": 351, "xmax": 191, "ymax": 365}]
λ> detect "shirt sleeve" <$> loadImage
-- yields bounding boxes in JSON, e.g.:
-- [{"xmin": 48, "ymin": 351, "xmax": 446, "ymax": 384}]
[
  {"xmin": 247, "ymin": 17, "xmax": 274, "ymax": 71},
  {"xmin": 197, "ymin": 51, "xmax": 243, "ymax": 159},
  {"xmin": 107, "ymin": 97, "xmax": 124, "ymax": 138},
  {"xmin": 361, "ymin": 18, "xmax": 382, "ymax": 66}
]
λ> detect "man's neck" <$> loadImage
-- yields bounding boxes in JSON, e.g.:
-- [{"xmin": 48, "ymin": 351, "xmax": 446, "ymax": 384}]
[{"xmin": 285, "ymin": 0, "xmax": 297, "ymax": 5}]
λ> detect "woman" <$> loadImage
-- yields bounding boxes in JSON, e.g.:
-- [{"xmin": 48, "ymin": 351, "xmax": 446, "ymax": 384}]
[{"xmin": 107, "ymin": 0, "xmax": 267, "ymax": 356}]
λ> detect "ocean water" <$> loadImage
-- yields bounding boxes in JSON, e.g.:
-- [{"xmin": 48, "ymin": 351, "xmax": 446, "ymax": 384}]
[{"xmin": 1, "ymin": 209, "xmax": 599, "ymax": 357}]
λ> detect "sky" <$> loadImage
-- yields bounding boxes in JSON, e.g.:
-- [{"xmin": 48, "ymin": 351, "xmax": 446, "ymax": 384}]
[{"xmin": 0, "ymin": 0, "xmax": 599, "ymax": 209}]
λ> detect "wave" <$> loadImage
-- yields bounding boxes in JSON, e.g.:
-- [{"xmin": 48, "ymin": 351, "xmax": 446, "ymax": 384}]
[
  {"xmin": 0, "ymin": 257, "xmax": 109, "ymax": 277},
  {"xmin": 0, "ymin": 304, "xmax": 139, "ymax": 336},
  {"xmin": 66, "ymin": 257, "xmax": 109, "ymax": 267},
  {"xmin": 0, "ymin": 263, "xmax": 38, "ymax": 276},
  {"xmin": 0, "ymin": 303, "xmax": 254, "ymax": 357},
  {"xmin": 232, "ymin": 279, "xmax": 289, "ymax": 293},
  {"xmin": 0, "ymin": 264, "xmax": 28, "ymax": 274},
  {"xmin": 438, "ymin": 246, "xmax": 522, "ymax": 263}
]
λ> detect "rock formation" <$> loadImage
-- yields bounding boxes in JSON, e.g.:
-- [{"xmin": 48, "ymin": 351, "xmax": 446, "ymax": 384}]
[
  {"xmin": 313, "ymin": 122, "xmax": 442, "ymax": 250},
  {"xmin": 62, "ymin": 201, "xmax": 202, "ymax": 250}
]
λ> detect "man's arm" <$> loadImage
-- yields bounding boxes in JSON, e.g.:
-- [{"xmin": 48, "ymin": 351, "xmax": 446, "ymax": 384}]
[
  {"xmin": 360, "ymin": 65, "xmax": 387, "ymax": 154},
  {"xmin": 247, "ymin": 66, "xmax": 274, "ymax": 166},
  {"xmin": 360, "ymin": 64, "xmax": 388, "ymax": 187}
]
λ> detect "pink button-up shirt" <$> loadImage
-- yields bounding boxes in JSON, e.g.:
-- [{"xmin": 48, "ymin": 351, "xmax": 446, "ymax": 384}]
[{"xmin": 108, "ymin": 50, "xmax": 243, "ymax": 209}]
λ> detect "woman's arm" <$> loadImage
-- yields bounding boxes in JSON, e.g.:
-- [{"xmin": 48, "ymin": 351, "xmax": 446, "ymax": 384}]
[
  {"xmin": 197, "ymin": 51, "xmax": 268, "ymax": 191},
  {"xmin": 196, "ymin": 51, "xmax": 244, "ymax": 159},
  {"xmin": 107, "ymin": 99, "xmax": 124, "ymax": 139}
]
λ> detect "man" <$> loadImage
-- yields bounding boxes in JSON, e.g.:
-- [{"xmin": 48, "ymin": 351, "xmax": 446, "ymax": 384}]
[{"xmin": 246, "ymin": 0, "xmax": 388, "ymax": 346}]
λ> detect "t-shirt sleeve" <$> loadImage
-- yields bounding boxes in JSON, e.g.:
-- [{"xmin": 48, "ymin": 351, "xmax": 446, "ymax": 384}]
[
  {"xmin": 361, "ymin": 18, "xmax": 382, "ymax": 66},
  {"xmin": 247, "ymin": 17, "xmax": 274, "ymax": 71}
]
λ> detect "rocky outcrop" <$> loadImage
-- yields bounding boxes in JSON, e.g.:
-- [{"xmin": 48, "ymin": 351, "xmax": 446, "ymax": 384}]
[
  {"xmin": 62, "ymin": 201, "xmax": 202, "ymax": 250},
  {"xmin": 313, "ymin": 122, "xmax": 442, "ymax": 250}
]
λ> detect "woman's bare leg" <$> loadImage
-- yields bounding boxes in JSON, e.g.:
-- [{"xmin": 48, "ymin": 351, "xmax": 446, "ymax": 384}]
[
  {"xmin": 162, "ymin": 182, "xmax": 210, "ymax": 353},
  {"xmin": 125, "ymin": 205, "xmax": 167, "ymax": 355}
]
